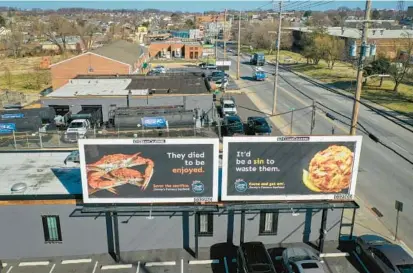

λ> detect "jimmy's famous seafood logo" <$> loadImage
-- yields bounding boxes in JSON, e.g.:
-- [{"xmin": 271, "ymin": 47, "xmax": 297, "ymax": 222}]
[
  {"xmin": 235, "ymin": 179, "xmax": 248, "ymax": 192},
  {"xmin": 192, "ymin": 181, "xmax": 205, "ymax": 194}
]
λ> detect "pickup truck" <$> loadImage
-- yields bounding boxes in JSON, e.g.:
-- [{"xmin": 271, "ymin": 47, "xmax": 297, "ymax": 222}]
[
  {"xmin": 63, "ymin": 119, "xmax": 91, "ymax": 143},
  {"xmin": 220, "ymin": 97, "xmax": 237, "ymax": 117}
]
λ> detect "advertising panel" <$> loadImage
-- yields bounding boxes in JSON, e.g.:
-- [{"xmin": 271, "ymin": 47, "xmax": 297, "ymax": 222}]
[
  {"xmin": 0, "ymin": 123, "xmax": 16, "ymax": 133},
  {"xmin": 142, "ymin": 117, "xmax": 167, "ymax": 128},
  {"xmin": 79, "ymin": 138, "xmax": 219, "ymax": 204},
  {"xmin": 1, "ymin": 113, "xmax": 24, "ymax": 119},
  {"xmin": 222, "ymin": 136, "xmax": 362, "ymax": 201}
]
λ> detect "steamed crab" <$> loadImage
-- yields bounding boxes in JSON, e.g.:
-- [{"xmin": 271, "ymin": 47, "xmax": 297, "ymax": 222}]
[{"xmin": 86, "ymin": 153, "xmax": 155, "ymax": 194}]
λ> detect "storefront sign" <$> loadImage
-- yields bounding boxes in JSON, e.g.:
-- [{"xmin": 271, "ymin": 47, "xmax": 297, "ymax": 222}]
[
  {"xmin": 222, "ymin": 136, "xmax": 363, "ymax": 201},
  {"xmin": 79, "ymin": 138, "xmax": 219, "ymax": 203},
  {"xmin": 1, "ymin": 113, "xmax": 24, "ymax": 119},
  {"xmin": 0, "ymin": 123, "xmax": 16, "ymax": 133}
]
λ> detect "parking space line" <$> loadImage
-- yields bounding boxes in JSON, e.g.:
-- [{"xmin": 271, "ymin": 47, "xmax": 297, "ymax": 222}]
[
  {"xmin": 49, "ymin": 264, "xmax": 56, "ymax": 273},
  {"xmin": 6, "ymin": 266, "xmax": 12, "ymax": 273},
  {"xmin": 92, "ymin": 261, "xmax": 98, "ymax": 273},
  {"xmin": 189, "ymin": 259, "xmax": 220, "ymax": 265},
  {"xmin": 352, "ymin": 251, "xmax": 370, "ymax": 273},
  {"xmin": 145, "ymin": 261, "xmax": 176, "ymax": 267},
  {"xmin": 136, "ymin": 261, "xmax": 140, "ymax": 273},
  {"xmin": 181, "ymin": 259, "xmax": 184, "ymax": 273},
  {"xmin": 19, "ymin": 261, "xmax": 50, "ymax": 266},
  {"xmin": 224, "ymin": 257, "xmax": 229, "ymax": 273},
  {"xmin": 101, "ymin": 264, "xmax": 133, "ymax": 270},
  {"xmin": 62, "ymin": 258, "xmax": 92, "ymax": 264},
  {"xmin": 319, "ymin": 253, "xmax": 350, "ymax": 258},
  {"xmin": 2, "ymin": 263, "xmax": 7, "ymax": 267}
]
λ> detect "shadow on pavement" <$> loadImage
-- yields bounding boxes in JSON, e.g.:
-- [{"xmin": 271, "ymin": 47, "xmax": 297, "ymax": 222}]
[
  {"xmin": 338, "ymin": 240, "xmax": 381, "ymax": 273},
  {"xmin": 267, "ymin": 247, "xmax": 286, "ymax": 273},
  {"xmin": 240, "ymin": 76, "xmax": 255, "ymax": 81},
  {"xmin": 210, "ymin": 243, "xmax": 238, "ymax": 273}
]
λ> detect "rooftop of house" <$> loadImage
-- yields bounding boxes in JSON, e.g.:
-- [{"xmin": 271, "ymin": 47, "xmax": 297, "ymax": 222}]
[
  {"xmin": 46, "ymin": 73, "xmax": 209, "ymax": 97},
  {"xmin": 91, "ymin": 40, "xmax": 146, "ymax": 66},
  {"xmin": 0, "ymin": 152, "xmax": 82, "ymax": 197},
  {"xmin": 287, "ymin": 27, "xmax": 413, "ymax": 39}
]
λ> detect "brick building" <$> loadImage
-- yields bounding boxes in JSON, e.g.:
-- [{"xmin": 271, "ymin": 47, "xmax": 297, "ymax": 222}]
[
  {"xmin": 50, "ymin": 40, "xmax": 148, "ymax": 90},
  {"xmin": 149, "ymin": 41, "xmax": 203, "ymax": 60},
  {"xmin": 195, "ymin": 14, "xmax": 225, "ymax": 26}
]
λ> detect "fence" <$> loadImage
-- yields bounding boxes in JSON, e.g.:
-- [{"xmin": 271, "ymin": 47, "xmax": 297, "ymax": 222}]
[{"xmin": 0, "ymin": 125, "xmax": 219, "ymax": 150}]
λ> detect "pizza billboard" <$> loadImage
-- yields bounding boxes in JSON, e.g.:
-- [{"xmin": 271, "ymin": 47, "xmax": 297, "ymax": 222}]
[
  {"xmin": 222, "ymin": 136, "xmax": 362, "ymax": 201},
  {"xmin": 79, "ymin": 138, "xmax": 219, "ymax": 204}
]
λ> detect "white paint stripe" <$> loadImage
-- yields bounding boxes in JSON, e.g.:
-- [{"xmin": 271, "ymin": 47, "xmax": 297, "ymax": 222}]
[
  {"xmin": 6, "ymin": 266, "xmax": 12, "ymax": 273},
  {"xmin": 319, "ymin": 253, "xmax": 350, "ymax": 258},
  {"xmin": 352, "ymin": 251, "xmax": 370, "ymax": 273},
  {"xmin": 92, "ymin": 261, "xmax": 98, "ymax": 273},
  {"xmin": 136, "ymin": 261, "xmax": 140, "ymax": 273},
  {"xmin": 145, "ymin": 261, "xmax": 176, "ymax": 267},
  {"xmin": 2, "ymin": 263, "xmax": 7, "ymax": 267},
  {"xmin": 181, "ymin": 259, "xmax": 184, "ymax": 273},
  {"xmin": 49, "ymin": 264, "xmax": 56, "ymax": 273},
  {"xmin": 19, "ymin": 261, "xmax": 50, "ymax": 266},
  {"xmin": 224, "ymin": 257, "xmax": 229, "ymax": 273},
  {"xmin": 101, "ymin": 264, "xmax": 133, "ymax": 270},
  {"xmin": 62, "ymin": 259, "xmax": 92, "ymax": 264},
  {"xmin": 189, "ymin": 259, "xmax": 220, "ymax": 265}
]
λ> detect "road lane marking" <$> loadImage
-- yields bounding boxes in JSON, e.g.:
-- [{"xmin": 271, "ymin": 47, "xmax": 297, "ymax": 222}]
[
  {"xmin": 145, "ymin": 261, "xmax": 176, "ymax": 267},
  {"xmin": 6, "ymin": 266, "xmax": 12, "ymax": 273},
  {"xmin": 181, "ymin": 259, "xmax": 184, "ymax": 273},
  {"xmin": 400, "ymin": 240, "xmax": 413, "ymax": 257},
  {"xmin": 101, "ymin": 264, "xmax": 133, "ymax": 270},
  {"xmin": 136, "ymin": 261, "xmax": 140, "ymax": 273},
  {"xmin": 92, "ymin": 261, "xmax": 98, "ymax": 273},
  {"xmin": 19, "ymin": 261, "xmax": 50, "ymax": 266},
  {"xmin": 224, "ymin": 257, "xmax": 229, "ymax": 273},
  {"xmin": 49, "ymin": 264, "xmax": 56, "ymax": 273},
  {"xmin": 189, "ymin": 259, "xmax": 220, "ymax": 265},
  {"xmin": 352, "ymin": 251, "xmax": 370, "ymax": 273},
  {"xmin": 62, "ymin": 258, "xmax": 92, "ymax": 264},
  {"xmin": 319, "ymin": 253, "xmax": 349, "ymax": 258}
]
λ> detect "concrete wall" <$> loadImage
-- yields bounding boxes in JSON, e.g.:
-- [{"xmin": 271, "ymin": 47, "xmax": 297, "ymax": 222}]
[
  {"xmin": 0, "ymin": 204, "xmax": 342, "ymax": 260},
  {"xmin": 42, "ymin": 95, "xmax": 214, "ymax": 123}
]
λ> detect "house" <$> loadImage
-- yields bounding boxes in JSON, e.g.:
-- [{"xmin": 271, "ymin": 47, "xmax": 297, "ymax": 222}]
[
  {"xmin": 49, "ymin": 40, "xmax": 149, "ymax": 90},
  {"xmin": 41, "ymin": 36, "xmax": 85, "ymax": 53},
  {"xmin": 149, "ymin": 41, "xmax": 203, "ymax": 60}
]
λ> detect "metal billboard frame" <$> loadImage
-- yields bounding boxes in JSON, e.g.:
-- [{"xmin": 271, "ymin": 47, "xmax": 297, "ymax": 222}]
[
  {"xmin": 221, "ymin": 135, "xmax": 363, "ymax": 201},
  {"xmin": 79, "ymin": 138, "xmax": 220, "ymax": 204}
]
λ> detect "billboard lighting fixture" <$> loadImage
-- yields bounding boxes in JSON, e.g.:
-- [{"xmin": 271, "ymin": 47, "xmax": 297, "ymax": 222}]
[{"xmin": 291, "ymin": 208, "xmax": 300, "ymax": 217}]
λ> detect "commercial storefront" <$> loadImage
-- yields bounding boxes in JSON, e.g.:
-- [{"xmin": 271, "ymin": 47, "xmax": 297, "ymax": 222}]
[{"xmin": 0, "ymin": 136, "xmax": 362, "ymax": 260}]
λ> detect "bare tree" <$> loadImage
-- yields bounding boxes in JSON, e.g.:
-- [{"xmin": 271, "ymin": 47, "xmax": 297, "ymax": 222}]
[
  {"xmin": 75, "ymin": 19, "xmax": 98, "ymax": 50},
  {"xmin": 389, "ymin": 32, "xmax": 413, "ymax": 92},
  {"xmin": 322, "ymin": 36, "xmax": 345, "ymax": 69},
  {"xmin": 4, "ymin": 67, "xmax": 12, "ymax": 90},
  {"xmin": 6, "ymin": 26, "xmax": 24, "ymax": 58},
  {"xmin": 35, "ymin": 16, "xmax": 76, "ymax": 54}
]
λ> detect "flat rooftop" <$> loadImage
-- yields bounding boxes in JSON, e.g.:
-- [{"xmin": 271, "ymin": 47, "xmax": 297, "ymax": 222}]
[
  {"xmin": 0, "ymin": 152, "xmax": 82, "ymax": 196},
  {"xmin": 45, "ymin": 73, "xmax": 209, "ymax": 97}
]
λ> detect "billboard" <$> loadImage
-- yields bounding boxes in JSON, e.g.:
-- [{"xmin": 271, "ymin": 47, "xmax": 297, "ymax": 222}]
[
  {"xmin": 222, "ymin": 136, "xmax": 362, "ymax": 201},
  {"xmin": 79, "ymin": 138, "xmax": 219, "ymax": 204},
  {"xmin": 0, "ymin": 123, "xmax": 16, "ymax": 134}
]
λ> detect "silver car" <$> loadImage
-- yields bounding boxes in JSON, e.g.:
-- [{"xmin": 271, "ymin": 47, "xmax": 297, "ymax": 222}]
[
  {"xmin": 282, "ymin": 247, "xmax": 326, "ymax": 273},
  {"xmin": 355, "ymin": 234, "xmax": 413, "ymax": 273}
]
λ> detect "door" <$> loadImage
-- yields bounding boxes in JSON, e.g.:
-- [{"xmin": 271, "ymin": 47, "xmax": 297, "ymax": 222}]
[
  {"xmin": 49, "ymin": 105, "xmax": 69, "ymax": 116},
  {"xmin": 190, "ymin": 52, "xmax": 194, "ymax": 59},
  {"xmin": 195, "ymin": 52, "xmax": 199, "ymax": 58}
]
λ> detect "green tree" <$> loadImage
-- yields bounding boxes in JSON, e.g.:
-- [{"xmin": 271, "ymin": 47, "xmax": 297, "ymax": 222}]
[
  {"xmin": 184, "ymin": 19, "xmax": 195, "ymax": 29},
  {"xmin": 303, "ymin": 10, "xmax": 312, "ymax": 18},
  {"xmin": 0, "ymin": 15, "xmax": 5, "ymax": 27},
  {"xmin": 363, "ymin": 58, "xmax": 390, "ymax": 86},
  {"xmin": 371, "ymin": 9, "xmax": 381, "ymax": 20},
  {"xmin": 141, "ymin": 21, "xmax": 150, "ymax": 28}
]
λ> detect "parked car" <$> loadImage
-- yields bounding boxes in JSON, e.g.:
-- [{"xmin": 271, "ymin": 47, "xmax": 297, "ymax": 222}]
[
  {"xmin": 220, "ymin": 96, "xmax": 237, "ymax": 116},
  {"xmin": 222, "ymin": 115, "xmax": 244, "ymax": 136},
  {"xmin": 147, "ymin": 70, "xmax": 161, "ymax": 76},
  {"xmin": 252, "ymin": 68, "xmax": 266, "ymax": 81},
  {"xmin": 282, "ymin": 247, "xmax": 325, "ymax": 273},
  {"xmin": 246, "ymin": 117, "xmax": 272, "ymax": 135},
  {"xmin": 153, "ymin": 65, "xmax": 167, "ymax": 73},
  {"xmin": 208, "ymin": 71, "xmax": 228, "ymax": 82},
  {"xmin": 199, "ymin": 62, "xmax": 217, "ymax": 70},
  {"xmin": 237, "ymin": 242, "xmax": 278, "ymax": 273},
  {"xmin": 355, "ymin": 234, "xmax": 413, "ymax": 273}
]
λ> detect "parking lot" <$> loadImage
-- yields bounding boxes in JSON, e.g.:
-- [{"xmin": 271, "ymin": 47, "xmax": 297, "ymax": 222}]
[{"xmin": 1, "ymin": 241, "xmax": 375, "ymax": 273}]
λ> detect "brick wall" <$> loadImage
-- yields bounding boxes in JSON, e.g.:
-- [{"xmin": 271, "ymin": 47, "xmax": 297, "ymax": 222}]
[
  {"xmin": 184, "ymin": 45, "xmax": 203, "ymax": 60},
  {"xmin": 50, "ymin": 53, "xmax": 131, "ymax": 90}
]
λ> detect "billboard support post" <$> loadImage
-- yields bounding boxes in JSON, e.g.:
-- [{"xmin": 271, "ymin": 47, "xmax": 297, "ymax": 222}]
[
  {"xmin": 12, "ymin": 130, "xmax": 16, "ymax": 149},
  {"xmin": 194, "ymin": 212, "xmax": 199, "ymax": 259},
  {"xmin": 240, "ymin": 210, "xmax": 245, "ymax": 244},
  {"xmin": 350, "ymin": 208, "xmax": 356, "ymax": 240},
  {"xmin": 318, "ymin": 208, "xmax": 328, "ymax": 254},
  {"xmin": 113, "ymin": 212, "xmax": 121, "ymax": 263}
]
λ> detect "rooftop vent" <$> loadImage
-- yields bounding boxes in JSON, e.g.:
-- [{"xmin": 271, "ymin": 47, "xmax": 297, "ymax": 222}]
[
  {"xmin": 380, "ymin": 29, "xmax": 384, "ymax": 35},
  {"xmin": 11, "ymin": 182, "xmax": 27, "ymax": 193},
  {"xmin": 372, "ymin": 30, "xmax": 376, "ymax": 35}
]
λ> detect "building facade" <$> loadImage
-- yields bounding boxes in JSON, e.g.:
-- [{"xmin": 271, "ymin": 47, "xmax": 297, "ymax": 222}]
[{"xmin": 149, "ymin": 41, "xmax": 203, "ymax": 60}]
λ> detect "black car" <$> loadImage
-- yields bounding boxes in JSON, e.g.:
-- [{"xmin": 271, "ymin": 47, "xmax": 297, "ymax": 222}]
[
  {"xmin": 246, "ymin": 117, "xmax": 272, "ymax": 135},
  {"xmin": 222, "ymin": 115, "xmax": 244, "ymax": 136},
  {"xmin": 237, "ymin": 242, "xmax": 278, "ymax": 273},
  {"xmin": 147, "ymin": 70, "xmax": 161, "ymax": 76},
  {"xmin": 355, "ymin": 234, "xmax": 413, "ymax": 273}
]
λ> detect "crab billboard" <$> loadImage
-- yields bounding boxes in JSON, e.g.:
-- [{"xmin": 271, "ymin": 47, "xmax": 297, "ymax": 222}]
[
  {"xmin": 79, "ymin": 138, "xmax": 219, "ymax": 203},
  {"xmin": 222, "ymin": 136, "xmax": 363, "ymax": 201}
]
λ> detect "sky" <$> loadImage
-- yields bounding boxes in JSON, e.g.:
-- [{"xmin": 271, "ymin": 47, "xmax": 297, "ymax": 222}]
[{"xmin": 0, "ymin": 1, "xmax": 411, "ymax": 12}]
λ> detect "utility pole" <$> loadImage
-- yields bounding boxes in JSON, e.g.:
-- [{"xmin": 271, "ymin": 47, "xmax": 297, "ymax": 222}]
[
  {"xmin": 350, "ymin": 0, "xmax": 372, "ymax": 135},
  {"xmin": 223, "ymin": 9, "xmax": 227, "ymax": 60},
  {"xmin": 237, "ymin": 10, "xmax": 241, "ymax": 80},
  {"xmin": 272, "ymin": 0, "xmax": 283, "ymax": 115}
]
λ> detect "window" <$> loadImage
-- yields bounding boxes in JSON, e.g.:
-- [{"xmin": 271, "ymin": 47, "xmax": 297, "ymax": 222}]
[
  {"xmin": 197, "ymin": 213, "xmax": 213, "ymax": 236},
  {"xmin": 259, "ymin": 211, "xmax": 278, "ymax": 235},
  {"xmin": 42, "ymin": 215, "xmax": 62, "ymax": 242}
]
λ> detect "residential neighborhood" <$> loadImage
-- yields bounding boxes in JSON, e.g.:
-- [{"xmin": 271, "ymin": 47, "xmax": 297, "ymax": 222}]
[{"xmin": 1, "ymin": 1, "xmax": 413, "ymax": 273}]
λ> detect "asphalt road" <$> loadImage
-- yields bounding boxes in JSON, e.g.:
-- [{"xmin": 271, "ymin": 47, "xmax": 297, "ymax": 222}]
[{"xmin": 217, "ymin": 49, "xmax": 413, "ymax": 249}]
